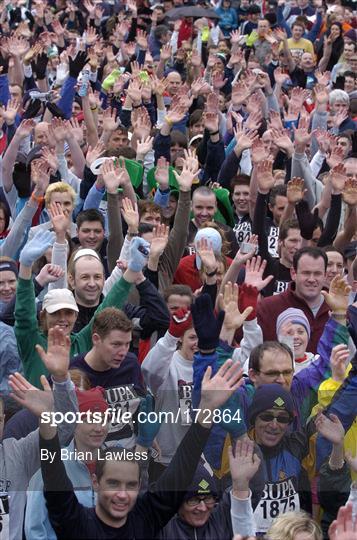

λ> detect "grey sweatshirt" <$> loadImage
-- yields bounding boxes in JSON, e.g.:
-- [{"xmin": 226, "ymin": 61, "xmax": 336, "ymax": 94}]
[{"xmin": 0, "ymin": 377, "xmax": 77, "ymax": 540}]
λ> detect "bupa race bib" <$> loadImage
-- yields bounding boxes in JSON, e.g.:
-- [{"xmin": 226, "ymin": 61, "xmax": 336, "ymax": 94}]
[
  {"xmin": 105, "ymin": 385, "xmax": 141, "ymax": 442},
  {"xmin": 268, "ymin": 226, "xmax": 279, "ymax": 258},
  {"xmin": 178, "ymin": 382, "xmax": 193, "ymax": 426},
  {"xmin": 254, "ymin": 477, "xmax": 300, "ymax": 533},
  {"xmin": 0, "ymin": 493, "xmax": 9, "ymax": 540}
]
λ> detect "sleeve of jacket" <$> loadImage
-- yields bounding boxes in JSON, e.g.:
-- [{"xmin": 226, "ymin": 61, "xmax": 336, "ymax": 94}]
[
  {"xmin": 252, "ymin": 192, "xmax": 274, "ymax": 278},
  {"xmin": 0, "ymin": 201, "xmax": 36, "ymax": 260},
  {"xmin": 318, "ymin": 461, "xmax": 350, "ymax": 522},
  {"xmin": 0, "ymin": 74, "xmax": 10, "ymax": 106},
  {"xmin": 317, "ymin": 194, "xmax": 341, "ymax": 247},
  {"xmin": 25, "ymin": 470, "xmax": 55, "ymax": 540},
  {"xmin": 57, "ymin": 76, "xmax": 77, "ymax": 120},
  {"xmin": 291, "ymin": 152, "xmax": 317, "ymax": 209},
  {"xmin": 202, "ymin": 139, "xmax": 226, "ymax": 183},
  {"xmin": 79, "ymin": 165, "xmax": 97, "ymax": 201},
  {"xmin": 217, "ymin": 149, "xmax": 241, "ymax": 190},
  {"xmin": 292, "ymin": 318, "xmax": 350, "ymax": 422},
  {"xmin": 316, "ymin": 352, "xmax": 357, "ymax": 466},
  {"xmin": 127, "ymin": 278, "xmax": 170, "ymax": 339},
  {"xmin": 159, "ymin": 189, "xmax": 191, "ymax": 288},
  {"xmin": 141, "ymin": 331, "xmax": 179, "ymax": 393},
  {"xmin": 154, "ymin": 132, "xmax": 171, "ymax": 164}
]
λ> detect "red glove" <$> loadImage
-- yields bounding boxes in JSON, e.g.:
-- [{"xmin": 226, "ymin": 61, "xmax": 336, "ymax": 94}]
[
  {"xmin": 168, "ymin": 308, "xmax": 193, "ymax": 338},
  {"xmin": 238, "ymin": 283, "xmax": 258, "ymax": 321}
]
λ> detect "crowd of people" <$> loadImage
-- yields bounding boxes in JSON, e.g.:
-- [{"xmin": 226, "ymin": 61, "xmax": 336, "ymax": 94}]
[{"xmin": 0, "ymin": 0, "xmax": 356, "ymax": 538}]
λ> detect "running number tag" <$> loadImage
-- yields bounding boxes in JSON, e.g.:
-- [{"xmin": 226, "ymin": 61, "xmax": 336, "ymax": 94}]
[
  {"xmin": 254, "ymin": 478, "xmax": 300, "ymax": 533},
  {"xmin": 0, "ymin": 493, "xmax": 9, "ymax": 540},
  {"xmin": 178, "ymin": 383, "xmax": 192, "ymax": 426}
]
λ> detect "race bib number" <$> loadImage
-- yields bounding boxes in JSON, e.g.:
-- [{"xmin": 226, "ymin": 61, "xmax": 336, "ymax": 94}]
[
  {"xmin": 273, "ymin": 280, "xmax": 289, "ymax": 295},
  {"xmin": 178, "ymin": 383, "xmax": 192, "ymax": 426},
  {"xmin": 105, "ymin": 385, "xmax": 141, "ymax": 441},
  {"xmin": 0, "ymin": 493, "xmax": 9, "ymax": 540},
  {"xmin": 234, "ymin": 221, "xmax": 252, "ymax": 246},
  {"xmin": 254, "ymin": 478, "xmax": 300, "ymax": 533},
  {"xmin": 268, "ymin": 226, "xmax": 279, "ymax": 258}
]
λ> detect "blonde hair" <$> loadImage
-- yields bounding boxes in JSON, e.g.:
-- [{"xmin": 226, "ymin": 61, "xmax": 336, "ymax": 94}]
[
  {"xmin": 45, "ymin": 182, "xmax": 76, "ymax": 207},
  {"xmin": 267, "ymin": 511, "xmax": 322, "ymax": 540}
]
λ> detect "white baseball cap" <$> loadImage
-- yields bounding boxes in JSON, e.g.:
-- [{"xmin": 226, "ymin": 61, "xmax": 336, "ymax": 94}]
[{"xmin": 42, "ymin": 289, "xmax": 79, "ymax": 314}]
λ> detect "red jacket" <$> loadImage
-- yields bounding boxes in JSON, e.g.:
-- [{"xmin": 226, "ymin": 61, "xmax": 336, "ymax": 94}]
[
  {"xmin": 174, "ymin": 254, "xmax": 232, "ymax": 292},
  {"xmin": 257, "ymin": 284, "xmax": 330, "ymax": 354}
]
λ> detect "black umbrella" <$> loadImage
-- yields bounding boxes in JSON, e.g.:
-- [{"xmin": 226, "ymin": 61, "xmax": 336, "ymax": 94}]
[{"xmin": 165, "ymin": 6, "xmax": 220, "ymax": 19}]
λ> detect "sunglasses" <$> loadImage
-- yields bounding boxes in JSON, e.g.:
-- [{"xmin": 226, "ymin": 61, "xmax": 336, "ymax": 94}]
[
  {"xmin": 186, "ymin": 495, "xmax": 217, "ymax": 507},
  {"xmin": 258, "ymin": 412, "xmax": 291, "ymax": 424}
]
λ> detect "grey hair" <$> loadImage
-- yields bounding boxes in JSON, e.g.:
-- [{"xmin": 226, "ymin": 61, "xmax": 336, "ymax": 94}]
[{"xmin": 329, "ymin": 89, "xmax": 350, "ymax": 106}]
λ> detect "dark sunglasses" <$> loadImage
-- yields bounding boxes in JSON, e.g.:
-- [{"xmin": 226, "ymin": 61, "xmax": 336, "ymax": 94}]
[{"xmin": 258, "ymin": 413, "xmax": 291, "ymax": 424}]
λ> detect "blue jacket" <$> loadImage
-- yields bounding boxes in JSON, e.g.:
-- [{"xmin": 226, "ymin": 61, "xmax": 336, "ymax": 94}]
[
  {"xmin": 192, "ymin": 318, "xmax": 349, "ymax": 472},
  {"xmin": 25, "ymin": 439, "xmax": 96, "ymax": 540},
  {"xmin": 215, "ymin": 6, "xmax": 238, "ymax": 35}
]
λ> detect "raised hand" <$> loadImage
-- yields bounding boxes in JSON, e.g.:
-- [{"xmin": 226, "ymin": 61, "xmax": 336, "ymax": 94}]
[
  {"xmin": 315, "ymin": 412, "xmax": 345, "ymax": 445},
  {"xmin": 155, "ymin": 156, "xmax": 169, "ymax": 189},
  {"xmin": 330, "ymin": 344, "xmax": 349, "ymax": 383},
  {"xmin": 16, "ymin": 119, "xmax": 35, "ymax": 139},
  {"xmin": 274, "ymin": 67, "xmax": 289, "ymax": 85},
  {"xmin": 102, "ymin": 107, "xmax": 120, "ymax": 132},
  {"xmin": 136, "ymin": 135, "xmax": 154, "ymax": 158},
  {"xmin": 19, "ymin": 230, "xmax": 55, "ymax": 268},
  {"xmin": 31, "ymin": 160, "xmax": 52, "ymax": 193},
  {"xmin": 206, "ymin": 92, "xmax": 219, "ymax": 114},
  {"xmin": 234, "ymin": 123, "xmax": 257, "ymax": 153},
  {"xmin": 136, "ymin": 29, "xmax": 148, "ymax": 50},
  {"xmin": 51, "ymin": 116, "xmax": 67, "ymax": 143},
  {"xmin": 86, "ymin": 141, "xmax": 106, "ymax": 167},
  {"xmin": 229, "ymin": 439, "xmax": 261, "ymax": 492},
  {"xmin": 36, "ymin": 326, "xmax": 71, "ymax": 381},
  {"xmin": 293, "ymin": 115, "xmax": 311, "ymax": 148},
  {"xmin": 250, "ymin": 137, "xmax": 269, "ymax": 164},
  {"xmin": 149, "ymin": 224, "xmax": 169, "ymax": 259},
  {"xmin": 203, "ymin": 111, "xmax": 219, "ymax": 134},
  {"xmin": 342, "ymin": 178, "xmax": 357, "ymax": 207},
  {"xmin": 196, "ymin": 238, "xmax": 217, "ymax": 274},
  {"xmin": 314, "ymin": 83, "xmax": 329, "ymax": 106},
  {"xmin": 286, "ymin": 177, "xmax": 306, "ymax": 204},
  {"xmin": 127, "ymin": 79, "xmax": 142, "ymax": 106},
  {"xmin": 166, "ymin": 103, "xmax": 187, "ymax": 125},
  {"xmin": 41, "ymin": 146, "xmax": 58, "ymax": 173},
  {"xmin": 100, "ymin": 159, "xmax": 121, "ymax": 194},
  {"xmin": 326, "ymin": 144, "xmax": 345, "ymax": 169},
  {"xmin": 173, "ymin": 149, "xmax": 200, "ymax": 191},
  {"xmin": 244, "ymin": 256, "xmax": 273, "ymax": 291},
  {"xmin": 212, "ymin": 71, "xmax": 228, "ymax": 91},
  {"xmin": 36, "ymin": 264, "xmax": 65, "ymax": 287},
  {"xmin": 0, "ymin": 98, "xmax": 20, "ymax": 125},
  {"xmin": 245, "ymin": 111, "xmax": 262, "ymax": 132},
  {"xmin": 200, "ymin": 359, "xmax": 244, "ymax": 416},
  {"xmin": 121, "ymin": 197, "xmax": 139, "ymax": 231},
  {"xmin": 328, "ymin": 504, "xmax": 357, "ymax": 540},
  {"xmin": 271, "ymin": 128, "xmax": 294, "ymax": 155},
  {"xmin": 128, "ymin": 237, "xmax": 150, "ymax": 272},
  {"xmin": 330, "ymin": 163, "xmax": 347, "ymax": 194},
  {"xmin": 321, "ymin": 275, "xmax": 351, "ymax": 315},
  {"xmin": 9, "ymin": 372, "xmax": 54, "ymax": 417},
  {"xmin": 231, "ymin": 81, "xmax": 250, "ymax": 108},
  {"xmin": 256, "ymin": 159, "xmax": 275, "ymax": 194},
  {"xmin": 219, "ymin": 282, "xmax": 253, "ymax": 331},
  {"xmin": 269, "ymin": 110, "xmax": 283, "ymax": 131},
  {"xmin": 160, "ymin": 43, "xmax": 172, "ymax": 62},
  {"xmin": 48, "ymin": 201, "xmax": 70, "ymax": 235}
]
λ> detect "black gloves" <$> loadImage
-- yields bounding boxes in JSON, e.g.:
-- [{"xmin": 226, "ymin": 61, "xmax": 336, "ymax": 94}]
[
  {"xmin": 296, "ymin": 200, "xmax": 320, "ymax": 241},
  {"xmin": 69, "ymin": 51, "xmax": 89, "ymax": 79},
  {"xmin": 32, "ymin": 52, "xmax": 49, "ymax": 80},
  {"xmin": 191, "ymin": 294, "xmax": 225, "ymax": 351}
]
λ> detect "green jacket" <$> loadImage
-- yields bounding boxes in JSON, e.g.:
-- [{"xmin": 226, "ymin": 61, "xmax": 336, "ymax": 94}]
[{"xmin": 15, "ymin": 276, "xmax": 132, "ymax": 388}]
